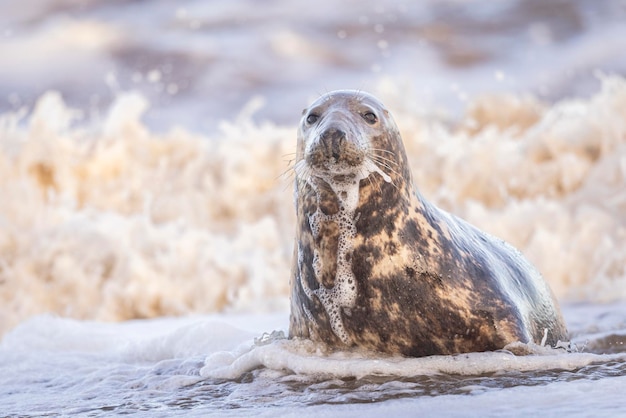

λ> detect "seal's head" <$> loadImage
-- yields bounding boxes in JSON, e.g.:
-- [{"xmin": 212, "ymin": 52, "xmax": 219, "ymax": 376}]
[{"xmin": 296, "ymin": 90, "xmax": 407, "ymax": 185}]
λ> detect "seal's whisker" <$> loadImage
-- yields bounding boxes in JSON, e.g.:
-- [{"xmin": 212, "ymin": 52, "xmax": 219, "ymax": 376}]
[
  {"xmin": 367, "ymin": 158, "xmax": 400, "ymax": 191},
  {"xmin": 369, "ymin": 155, "xmax": 400, "ymax": 171},
  {"xmin": 355, "ymin": 86, "xmax": 368, "ymax": 102},
  {"xmin": 282, "ymin": 159, "xmax": 296, "ymax": 172},
  {"xmin": 280, "ymin": 170, "xmax": 296, "ymax": 182},
  {"xmin": 368, "ymin": 150, "xmax": 398, "ymax": 163},
  {"xmin": 322, "ymin": 89, "xmax": 332, "ymax": 102},
  {"xmin": 365, "ymin": 167, "xmax": 383, "ymax": 195},
  {"xmin": 277, "ymin": 159, "xmax": 299, "ymax": 181},
  {"xmin": 369, "ymin": 157, "xmax": 401, "ymax": 177},
  {"xmin": 373, "ymin": 163, "xmax": 400, "ymax": 178},
  {"xmin": 278, "ymin": 165, "xmax": 302, "ymax": 193},
  {"xmin": 285, "ymin": 160, "xmax": 311, "ymax": 191},
  {"xmin": 278, "ymin": 159, "xmax": 307, "ymax": 187},
  {"xmin": 293, "ymin": 159, "xmax": 309, "ymax": 179},
  {"xmin": 278, "ymin": 169, "xmax": 294, "ymax": 182},
  {"xmin": 374, "ymin": 164, "xmax": 400, "ymax": 179},
  {"xmin": 367, "ymin": 154, "xmax": 400, "ymax": 171},
  {"xmin": 276, "ymin": 168, "xmax": 292, "ymax": 183},
  {"xmin": 368, "ymin": 147, "xmax": 397, "ymax": 156},
  {"xmin": 290, "ymin": 176, "xmax": 307, "ymax": 193},
  {"xmin": 282, "ymin": 178, "xmax": 296, "ymax": 192},
  {"xmin": 282, "ymin": 154, "xmax": 297, "ymax": 165},
  {"xmin": 368, "ymin": 152, "xmax": 399, "ymax": 167},
  {"xmin": 369, "ymin": 152, "xmax": 398, "ymax": 163},
  {"xmin": 294, "ymin": 161, "xmax": 315, "ymax": 194}
]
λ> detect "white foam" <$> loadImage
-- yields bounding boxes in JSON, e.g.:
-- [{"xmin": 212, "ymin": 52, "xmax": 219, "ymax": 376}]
[
  {"xmin": 201, "ymin": 334, "xmax": 626, "ymax": 381},
  {"xmin": 0, "ymin": 92, "xmax": 295, "ymax": 335},
  {"xmin": 297, "ymin": 160, "xmax": 386, "ymax": 344},
  {"xmin": 302, "ymin": 183, "xmax": 358, "ymax": 343},
  {"xmin": 2, "ymin": 76, "xmax": 626, "ymax": 336}
]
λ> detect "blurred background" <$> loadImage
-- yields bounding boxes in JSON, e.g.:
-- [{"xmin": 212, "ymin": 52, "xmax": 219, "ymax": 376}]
[
  {"xmin": 1, "ymin": 0, "xmax": 626, "ymax": 334},
  {"xmin": 3, "ymin": 0, "xmax": 626, "ymax": 132}
]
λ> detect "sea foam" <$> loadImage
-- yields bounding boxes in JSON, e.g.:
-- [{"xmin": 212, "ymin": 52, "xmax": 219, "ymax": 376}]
[{"xmin": 1, "ymin": 76, "xmax": 626, "ymax": 335}]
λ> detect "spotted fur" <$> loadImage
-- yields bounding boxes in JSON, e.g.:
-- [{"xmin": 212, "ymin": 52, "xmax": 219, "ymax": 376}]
[{"xmin": 289, "ymin": 90, "xmax": 568, "ymax": 356}]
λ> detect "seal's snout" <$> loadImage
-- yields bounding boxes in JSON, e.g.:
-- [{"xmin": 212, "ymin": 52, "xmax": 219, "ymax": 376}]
[
  {"xmin": 320, "ymin": 127, "xmax": 346, "ymax": 162},
  {"xmin": 306, "ymin": 125, "xmax": 364, "ymax": 173}
]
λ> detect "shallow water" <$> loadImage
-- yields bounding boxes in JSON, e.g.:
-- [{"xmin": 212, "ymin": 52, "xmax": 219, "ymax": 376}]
[
  {"xmin": 2, "ymin": 0, "xmax": 626, "ymax": 416},
  {"xmin": 1, "ymin": 304, "xmax": 626, "ymax": 417}
]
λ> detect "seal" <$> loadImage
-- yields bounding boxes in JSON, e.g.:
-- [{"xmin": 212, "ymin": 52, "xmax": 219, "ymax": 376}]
[{"xmin": 288, "ymin": 90, "xmax": 568, "ymax": 357}]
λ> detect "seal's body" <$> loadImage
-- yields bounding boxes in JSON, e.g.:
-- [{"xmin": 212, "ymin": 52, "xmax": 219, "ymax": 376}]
[{"xmin": 289, "ymin": 90, "xmax": 567, "ymax": 357}]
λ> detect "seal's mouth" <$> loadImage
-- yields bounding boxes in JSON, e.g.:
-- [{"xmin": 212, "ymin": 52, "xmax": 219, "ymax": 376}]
[{"xmin": 305, "ymin": 127, "xmax": 366, "ymax": 175}]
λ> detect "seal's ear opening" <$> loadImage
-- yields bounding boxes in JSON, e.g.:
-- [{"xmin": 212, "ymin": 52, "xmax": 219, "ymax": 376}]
[{"xmin": 301, "ymin": 108, "xmax": 307, "ymax": 116}]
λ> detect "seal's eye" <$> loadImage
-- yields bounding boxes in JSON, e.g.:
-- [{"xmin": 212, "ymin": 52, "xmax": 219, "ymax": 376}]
[
  {"xmin": 363, "ymin": 112, "xmax": 378, "ymax": 125},
  {"xmin": 306, "ymin": 114, "xmax": 319, "ymax": 125}
]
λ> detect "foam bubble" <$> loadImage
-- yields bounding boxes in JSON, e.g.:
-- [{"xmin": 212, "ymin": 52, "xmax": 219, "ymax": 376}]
[{"xmin": 298, "ymin": 161, "xmax": 390, "ymax": 344}]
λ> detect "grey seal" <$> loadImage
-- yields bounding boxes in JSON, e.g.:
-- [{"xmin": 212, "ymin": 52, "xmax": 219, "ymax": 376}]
[{"xmin": 289, "ymin": 90, "xmax": 567, "ymax": 357}]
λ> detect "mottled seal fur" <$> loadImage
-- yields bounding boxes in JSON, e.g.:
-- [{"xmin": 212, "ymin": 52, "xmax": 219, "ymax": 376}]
[{"xmin": 288, "ymin": 90, "xmax": 568, "ymax": 357}]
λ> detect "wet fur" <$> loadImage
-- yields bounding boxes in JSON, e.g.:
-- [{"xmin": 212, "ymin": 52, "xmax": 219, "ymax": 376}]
[{"xmin": 289, "ymin": 90, "xmax": 568, "ymax": 357}]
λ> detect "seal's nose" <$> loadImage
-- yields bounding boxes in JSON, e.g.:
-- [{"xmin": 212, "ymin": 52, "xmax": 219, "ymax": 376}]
[{"xmin": 320, "ymin": 128, "xmax": 346, "ymax": 161}]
